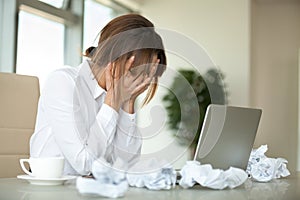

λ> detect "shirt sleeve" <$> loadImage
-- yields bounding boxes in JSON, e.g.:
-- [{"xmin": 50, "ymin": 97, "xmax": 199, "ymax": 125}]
[
  {"xmin": 111, "ymin": 108, "xmax": 142, "ymax": 166},
  {"xmin": 41, "ymin": 70, "xmax": 118, "ymax": 175}
]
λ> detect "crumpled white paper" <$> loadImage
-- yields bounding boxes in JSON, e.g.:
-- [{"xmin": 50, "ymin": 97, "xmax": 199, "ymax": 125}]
[
  {"xmin": 179, "ymin": 161, "xmax": 248, "ymax": 190},
  {"xmin": 76, "ymin": 158, "xmax": 128, "ymax": 198},
  {"xmin": 246, "ymin": 145, "xmax": 290, "ymax": 182},
  {"xmin": 126, "ymin": 158, "xmax": 177, "ymax": 190},
  {"xmin": 76, "ymin": 145, "xmax": 290, "ymax": 197}
]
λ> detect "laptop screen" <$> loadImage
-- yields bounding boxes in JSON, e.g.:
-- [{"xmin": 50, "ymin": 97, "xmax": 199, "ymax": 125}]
[{"xmin": 193, "ymin": 104, "xmax": 262, "ymax": 170}]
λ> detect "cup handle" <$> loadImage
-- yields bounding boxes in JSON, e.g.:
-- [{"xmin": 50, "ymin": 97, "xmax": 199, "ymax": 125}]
[{"xmin": 19, "ymin": 159, "xmax": 33, "ymax": 176}]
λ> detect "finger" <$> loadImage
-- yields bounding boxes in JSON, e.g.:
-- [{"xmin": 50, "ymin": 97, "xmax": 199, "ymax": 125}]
[
  {"xmin": 105, "ymin": 63, "xmax": 113, "ymax": 89},
  {"xmin": 149, "ymin": 59, "xmax": 160, "ymax": 78},
  {"xmin": 130, "ymin": 74, "xmax": 145, "ymax": 90},
  {"xmin": 141, "ymin": 76, "xmax": 154, "ymax": 89},
  {"xmin": 106, "ymin": 62, "xmax": 112, "ymax": 77},
  {"xmin": 125, "ymin": 65, "xmax": 146, "ymax": 85},
  {"xmin": 131, "ymin": 81, "xmax": 150, "ymax": 96},
  {"xmin": 132, "ymin": 70, "xmax": 145, "ymax": 82},
  {"xmin": 125, "ymin": 56, "xmax": 135, "ymax": 73}
]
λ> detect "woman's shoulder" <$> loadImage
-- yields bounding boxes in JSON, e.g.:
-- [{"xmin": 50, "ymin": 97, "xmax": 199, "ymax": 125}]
[
  {"xmin": 47, "ymin": 62, "xmax": 85, "ymax": 84},
  {"xmin": 42, "ymin": 64, "xmax": 82, "ymax": 94},
  {"xmin": 50, "ymin": 65, "xmax": 80, "ymax": 80}
]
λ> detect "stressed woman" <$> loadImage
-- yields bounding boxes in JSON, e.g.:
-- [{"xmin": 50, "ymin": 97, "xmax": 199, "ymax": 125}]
[{"xmin": 29, "ymin": 14, "xmax": 166, "ymax": 175}]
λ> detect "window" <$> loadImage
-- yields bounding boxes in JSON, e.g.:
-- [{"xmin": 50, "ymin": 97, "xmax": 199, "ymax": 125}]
[
  {"xmin": 38, "ymin": 0, "xmax": 68, "ymax": 9},
  {"xmin": 15, "ymin": 0, "xmax": 78, "ymax": 89},
  {"xmin": 13, "ymin": 0, "xmax": 131, "ymax": 89},
  {"xmin": 16, "ymin": 10, "xmax": 64, "ymax": 89},
  {"xmin": 83, "ymin": 0, "xmax": 129, "ymax": 52}
]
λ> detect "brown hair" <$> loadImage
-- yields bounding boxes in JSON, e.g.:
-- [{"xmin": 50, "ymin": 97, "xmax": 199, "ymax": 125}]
[{"xmin": 85, "ymin": 14, "xmax": 166, "ymax": 105}]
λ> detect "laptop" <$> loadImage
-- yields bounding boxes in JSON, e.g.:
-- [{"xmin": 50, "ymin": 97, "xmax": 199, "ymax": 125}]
[{"xmin": 193, "ymin": 104, "xmax": 262, "ymax": 170}]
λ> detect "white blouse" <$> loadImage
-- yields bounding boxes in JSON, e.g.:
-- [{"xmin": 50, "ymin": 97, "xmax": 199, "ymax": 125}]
[{"xmin": 30, "ymin": 60, "xmax": 142, "ymax": 175}]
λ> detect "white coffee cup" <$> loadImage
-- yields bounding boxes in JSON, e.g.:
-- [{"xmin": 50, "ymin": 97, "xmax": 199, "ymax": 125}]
[{"xmin": 19, "ymin": 157, "xmax": 65, "ymax": 179}]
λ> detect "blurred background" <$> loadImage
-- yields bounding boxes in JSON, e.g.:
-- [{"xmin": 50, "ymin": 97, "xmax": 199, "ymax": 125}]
[{"xmin": 0, "ymin": 0, "xmax": 299, "ymax": 175}]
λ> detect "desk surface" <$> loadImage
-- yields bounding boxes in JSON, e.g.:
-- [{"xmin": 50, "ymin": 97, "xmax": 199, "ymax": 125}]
[{"xmin": 0, "ymin": 177, "xmax": 299, "ymax": 200}]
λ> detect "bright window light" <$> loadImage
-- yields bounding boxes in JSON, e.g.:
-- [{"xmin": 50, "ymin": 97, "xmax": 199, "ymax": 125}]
[
  {"xmin": 83, "ymin": 0, "xmax": 127, "ymax": 51},
  {"xmin": 16, "ymin": 11, "xmax": 64, "ymax": 90},
  {"xmin": 38, "ymin": 0, "xmax": 67, "ymax": 9}
]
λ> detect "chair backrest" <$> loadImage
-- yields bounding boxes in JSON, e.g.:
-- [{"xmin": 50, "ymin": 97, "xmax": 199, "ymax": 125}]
[{"xmin": 0, "ymin": 73, "xmax": 40, "ymax": 178}]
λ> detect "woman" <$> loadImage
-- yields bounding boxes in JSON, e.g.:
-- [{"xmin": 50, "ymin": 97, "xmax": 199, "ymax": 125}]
[{"xmin": 30, "ymin": 14, "xmax": 166, "ymax": 175}]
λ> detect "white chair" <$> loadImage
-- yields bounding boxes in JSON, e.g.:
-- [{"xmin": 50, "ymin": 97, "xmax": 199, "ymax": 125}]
[{"xmin": 0, "ymin": 73, "xmax": 39, "ymax": 178}]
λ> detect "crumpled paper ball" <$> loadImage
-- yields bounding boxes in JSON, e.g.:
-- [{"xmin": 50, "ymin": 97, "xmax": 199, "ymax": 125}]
[
  {"xmin": 179, "ymin": 161, "xmax": 248, "ymax": 190},
  {"xmin": 246, "ymin": 145, "xmax": 290, "ymax": 182},
  {"xmin": 76, "ymin": 158, "xmax": 128, "ymax": 198},
  {"xmin": 126, "ymin": 158, "xmax": 177, "ymax": 190}
]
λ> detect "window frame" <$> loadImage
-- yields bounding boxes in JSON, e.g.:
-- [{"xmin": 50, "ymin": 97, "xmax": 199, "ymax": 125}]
[
  {"xmin": 17, "ymin": 0, "xmax": 84, "ymax": 69},
  {"xmin": 0, "ymin": 0, "xmax": 18, "ymax": 73},
  {"xmin": 0, "ymin": 0, "xmax": 135, "ymax": 73},
  {"xmin": 18, "ymin": 0, "xmax": 79, "ymax": 25}
]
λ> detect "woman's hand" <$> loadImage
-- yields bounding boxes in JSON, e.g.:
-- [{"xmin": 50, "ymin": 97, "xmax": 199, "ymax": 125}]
[
  {"xmin": 104, "ymin": 56, "xmax": 159, "ymax": 113},
  {"xmin": 122, "ymin": 59, "xmax": 160, "ymax": 113}
]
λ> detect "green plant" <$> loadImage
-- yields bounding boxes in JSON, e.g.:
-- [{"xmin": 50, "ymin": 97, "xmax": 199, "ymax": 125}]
[{"xmin": 162, "ymin": 68, "xmax": 227, "ymax": 148}]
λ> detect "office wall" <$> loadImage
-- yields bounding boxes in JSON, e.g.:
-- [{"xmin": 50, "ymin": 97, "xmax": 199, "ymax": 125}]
[
  {"xmin": 138, "ymin": 0, "xmax": 251, "ymax": 168},
  {"xmin": 251, "ymin": 0, "xmax": 300, "ymax": 175},
  {"xmin": 140, "ymin": 0, "xmax": 251, "ymax": 106}
]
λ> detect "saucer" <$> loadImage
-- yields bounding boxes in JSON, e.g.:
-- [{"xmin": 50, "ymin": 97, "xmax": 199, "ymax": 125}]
[{"xmin": 17, "ymin": 175, "xmax": 77, "ymax": 186}]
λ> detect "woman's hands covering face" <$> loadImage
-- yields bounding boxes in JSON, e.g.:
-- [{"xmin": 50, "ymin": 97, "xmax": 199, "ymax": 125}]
[{"xmin": 104, "ymin": 56, "xmax": 160, "ymax": 113}]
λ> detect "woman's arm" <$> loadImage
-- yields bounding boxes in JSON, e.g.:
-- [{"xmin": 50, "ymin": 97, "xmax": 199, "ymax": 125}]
[
  {"xmin": 112, "ymin": 109, "xmax": 142, "ymax": 166},
  {"xmin": 41, "ymin": 70, "xmax": 118, "ymax": 175}
]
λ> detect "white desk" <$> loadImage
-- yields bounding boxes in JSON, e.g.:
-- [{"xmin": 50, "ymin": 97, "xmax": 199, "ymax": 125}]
[{"xmin": 0, "ymin": 177, "xmax": 299, "ymax": 200}]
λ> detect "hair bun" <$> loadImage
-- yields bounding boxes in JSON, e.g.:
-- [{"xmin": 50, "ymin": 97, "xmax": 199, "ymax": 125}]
[{"xmin": 85, "ymin": 46, "xmax": 97, "ymax": 57}]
